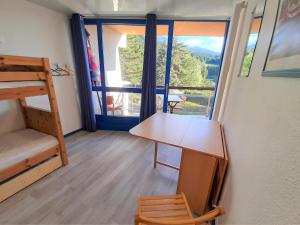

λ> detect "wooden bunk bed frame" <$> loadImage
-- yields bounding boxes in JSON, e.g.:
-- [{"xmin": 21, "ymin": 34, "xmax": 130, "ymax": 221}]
[{"xmin": 0, "ymin": 55, "xmax": 68, "ymax": 202}]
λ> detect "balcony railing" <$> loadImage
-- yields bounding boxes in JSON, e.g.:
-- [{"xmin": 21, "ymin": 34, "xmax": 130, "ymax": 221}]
[
  {"xmin": 92, "ymin": 85, "xmax": 216, "ymax": 118},
  {"xmin": 167, "ymin": 86, "xmax": 215, "ymax": 117}
]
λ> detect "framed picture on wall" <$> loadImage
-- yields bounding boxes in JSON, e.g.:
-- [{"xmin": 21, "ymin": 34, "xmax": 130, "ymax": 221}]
[{"xmin": 263, "ymin": 0, "xmax": 300, "ymax": 77}]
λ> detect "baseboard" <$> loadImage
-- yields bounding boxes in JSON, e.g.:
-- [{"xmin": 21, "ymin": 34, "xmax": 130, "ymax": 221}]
[{"xmin": 64, "ymin": 128, "xmax": 83, "ymax": 137}]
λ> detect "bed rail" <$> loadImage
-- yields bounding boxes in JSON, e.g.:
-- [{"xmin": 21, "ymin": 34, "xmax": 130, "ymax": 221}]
[
  {"xmin": 0, "ymin": 72, "xmax": 47, "ymax": 82},
  {"xmin": 0, "ymin": 55, "xmax": 48, "ymax": 82},
  {"xmin": 0, "ymin": 86, "xmax": 48, "ymax": 101},
  {"xmin": 0, "ymin": 153, "xmax": 62, "ymax": 202},
  {"xmin": 0, "ymin": 55, "xmax": 45, "ymax": 68},
  {"xmin": 0, "ymin": 146, "xmax": 60, "ymax": 182}
]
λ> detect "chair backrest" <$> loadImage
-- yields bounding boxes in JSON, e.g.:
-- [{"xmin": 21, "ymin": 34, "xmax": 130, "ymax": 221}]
[
  {"xmin": 181, "ymin": 95, "xmax": 187, "ymax": 101},
  {"xmin": 106, "ymin": 95, "xmax": 114, "ymax": 105},
  {"xmin": 138, "ymin": 207, "xmax": 225, "ymax": 225}
]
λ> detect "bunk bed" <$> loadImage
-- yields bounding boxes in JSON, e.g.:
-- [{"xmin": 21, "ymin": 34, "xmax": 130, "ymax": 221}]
[{"xmin": 0, "ymin": 55, "xmax": 68, "ymax": 202}]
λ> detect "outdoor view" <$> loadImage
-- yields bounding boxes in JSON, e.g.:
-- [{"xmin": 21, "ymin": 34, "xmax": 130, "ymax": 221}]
[
  {"xmin": 168, "ymin": 35, "xmax": 224, "ymax": 116},
  {"xmin": 241, "ymin": 18, "xmax": 262, "ymax": 77},
  {"xmin": 89, "ymin": 22, "xmax": 227, "ymax": 117},
  {"xmin": 117, "ymin": 22, "xmax": 226, "ymax": 117}
]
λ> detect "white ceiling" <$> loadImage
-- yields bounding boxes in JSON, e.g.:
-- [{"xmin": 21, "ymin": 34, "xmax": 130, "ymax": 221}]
[{"xmin": 27, "ymin": 0, "xmax": 237, "ymax": 19}]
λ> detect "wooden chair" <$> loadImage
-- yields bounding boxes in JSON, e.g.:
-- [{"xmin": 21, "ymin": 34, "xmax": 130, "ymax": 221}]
[
  {"xmin": 106, "ymin": 95, "xmax": 122, "ymax": 115},
  {"xmin": 135, "ymin": 193, "xmax": 224, "ymax": 225},
  {"xmin": 180, "ymin": 95, "xmax": 187, "ymax": 102}
]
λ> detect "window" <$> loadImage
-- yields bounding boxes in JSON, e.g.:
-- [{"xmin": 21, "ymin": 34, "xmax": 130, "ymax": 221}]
[
  {"xmin": 156, "ymin": 94, "xmax": 164, "ymax": 112},
  {"xmin": 240, "ymin": 0, "xmax": 265, "ymax": 77},
  {"xmin": 106, "ymin": 92, "xmax": 141, "ymax": 117},
  {"xmin": 169, "ymin": 21, "xmax": 227, "ymax": 117},
  {"xmin": 157, "ymin": 25, "xmax": 169, "ymax": 87},
  {"xmin": 102, "ymin": 24, "xmax": 145, "ymax": 88},
  {"xmin": 85, "ymin": 25, "xmax": 101, "ymax": 86},
  {"xmin": 240, "ymin": 18, "xmax": 263, "ymax": 77},
  {"xmin": 84, "ymin": 18, "xmax": 229, "ymax": 130},
  {"xmin": 85, "ymin": 24, "xmax": 103, "ymax": 114},
  {"xmin": 92, "ymin": 91, "xmax": 102, "ymax": 115}
]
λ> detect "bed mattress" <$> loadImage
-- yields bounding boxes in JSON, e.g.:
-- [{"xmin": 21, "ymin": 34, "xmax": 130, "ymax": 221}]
[
  {"xmin": 0, "ymin": 129, "xmax": 58, "ymax": 171},
  {"xmin": 0, "ymin": 81, "xmax": 45, "ymax": 89}
]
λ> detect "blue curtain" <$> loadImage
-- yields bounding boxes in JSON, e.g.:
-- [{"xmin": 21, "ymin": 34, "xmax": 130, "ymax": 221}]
[
  {"xmin": 140, "ymin": 14, "xmax": 157, "ymax": 122},
  {"xmin": 70, "ymin": 14, "xmax": 96, "ymax": 131}
]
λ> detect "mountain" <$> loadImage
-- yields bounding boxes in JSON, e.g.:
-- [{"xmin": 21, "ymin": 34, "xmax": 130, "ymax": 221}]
[
  {"xmin": 247, "ymin": 43, "xmax": 256, "ymax": 52},
  {"xmin": 187, "ymin": 46, "xmax": 220, "ymax": 57},
  {"xmin": 187, "ymin": 46, "xmax": 222, "ymax": 82}
]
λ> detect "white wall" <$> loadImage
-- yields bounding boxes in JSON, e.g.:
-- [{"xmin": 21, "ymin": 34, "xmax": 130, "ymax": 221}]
[
  {"xmin": 219, "ymin": 0, "xmax": 300, "ymax": 224},
  {"xmin": 0, "ymin": 0, "xmax": 81, "ymax": 135}
]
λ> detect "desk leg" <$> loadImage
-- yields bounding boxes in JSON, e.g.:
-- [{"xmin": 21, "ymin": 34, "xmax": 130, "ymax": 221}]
[
  {"xmin": 168, "ymin": 102, "xmax": 179, "ymax": 114},
  {"xmin": 154, "ymin": 142, "xmax": 158, "ymax": 168}
]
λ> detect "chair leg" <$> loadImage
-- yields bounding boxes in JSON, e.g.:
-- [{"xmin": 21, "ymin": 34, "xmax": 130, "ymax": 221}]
[
  {"xmin": 154, "ymin": 142, "xmax": 158, "ymax": 168},
  {"xmin": 134, "ymin": 213, "xmax": 139, "ymax": 225}
]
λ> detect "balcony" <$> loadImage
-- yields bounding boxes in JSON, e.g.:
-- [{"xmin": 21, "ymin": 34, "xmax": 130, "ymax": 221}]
[{"xmin": 157, "ymin": 86, "xmax": 215, "ymax": 118}]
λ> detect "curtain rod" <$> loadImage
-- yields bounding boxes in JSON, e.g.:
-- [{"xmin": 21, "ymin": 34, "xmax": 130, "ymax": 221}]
[{"xmin": 81, "ymin": 14, "xmax": 230, "ymax": 21}]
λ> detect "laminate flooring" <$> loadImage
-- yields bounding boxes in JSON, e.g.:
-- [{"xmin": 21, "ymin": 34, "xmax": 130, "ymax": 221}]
[{"xmin": 0, "ymin": 130, "xmax": 181, "ymax": 225}]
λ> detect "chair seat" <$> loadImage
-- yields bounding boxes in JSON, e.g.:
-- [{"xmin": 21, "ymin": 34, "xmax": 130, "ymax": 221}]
[
  {"xmin": 107, "ymin": 104, "xmax": 122, "ymax": 111},
  {"xmin": 136, "ymin": 193, "xmax": 194, "ymax": 225},
  {"xmin": 174, "ymin": 106, "xmax": 184, "ymax": 111}
]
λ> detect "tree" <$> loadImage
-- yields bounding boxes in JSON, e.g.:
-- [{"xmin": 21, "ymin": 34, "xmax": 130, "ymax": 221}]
[
  {"xmin": 170, "ymin": 40, "xmax": 208, "ymax": 87},
  {"xmin": 119, "ymin": 35, "xmax": 213, "ymax": 89},
  {"xmin": 119, "ymin": 35, "xmax": 144, "ymax": 85},
  {"xmin": 241, "ymin": 51, "xmax": 253, "ymax": 76},
  {"xmin": 156, "ymin": 41, "xmax": 167, "ymax": 86}
]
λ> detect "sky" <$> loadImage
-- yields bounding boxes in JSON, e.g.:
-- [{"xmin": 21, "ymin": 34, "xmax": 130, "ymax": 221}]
[
  {"xmin": 247, "ymin": 33, "xmax": 259, "ymax": 47},
  {"xmin": 158, "ymin": 36, "xmax": 225, "ymax": 53},
  {"xmin": 157, "ymin": 33, "xmax": 259, "ymax": 54},
  {"xmin": 179, "ymin": 36, "xmax": 225, "ymax": 53},
  {"xmin": 180, "ymin": 33, "xmax": 258, "ymax": 53}
]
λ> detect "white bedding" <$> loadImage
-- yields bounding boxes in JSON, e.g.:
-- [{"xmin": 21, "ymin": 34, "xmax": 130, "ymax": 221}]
[
  {"xmin": 0, "ymin": 81, "xmax": 45, "ymax": 89},
  {"xmin": 0, "ymin": 129, "xmax": 58, "ymax": 171}
]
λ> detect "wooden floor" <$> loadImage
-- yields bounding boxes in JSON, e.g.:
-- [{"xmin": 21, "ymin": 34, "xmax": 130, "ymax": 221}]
[{"xmin": 0, "ymin": 130, "xmax": 181, "ymax": 224}]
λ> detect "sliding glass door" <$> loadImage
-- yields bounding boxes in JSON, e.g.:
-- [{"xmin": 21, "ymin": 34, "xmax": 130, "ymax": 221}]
[
  {"xmin": 101, "ymin": 23, "xmax": 145, "ymax": 119},
  {"xmin": 84, "ymin": 19, "xmax": 229, "ymax": 130},
  {"xmin": 84, "ymin": 19, "xmax": 172, "ymax": 130}
]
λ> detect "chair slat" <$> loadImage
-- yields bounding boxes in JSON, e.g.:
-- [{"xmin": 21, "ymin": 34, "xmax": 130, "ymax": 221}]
[
  {"xmin": 141, "ymin": 204, "xmax": 187, "ymax": 212},
  {"xmin": 143, "ymin": 210, "xmax": 189, "ymax": 219},
  {"xmin": 140, "ymin": 199, "xmax": 185, "ymax": 206},
  {"xmin": 136, "ymin": 193, "xmax": 205, "ymax": 225},
  {"xmin": 181, "ymin": 192, "xmax": 193, "ymax": 218},
  {"xmin": 140, "ymin": 194, "xmax": 182, "ymax": 201}
]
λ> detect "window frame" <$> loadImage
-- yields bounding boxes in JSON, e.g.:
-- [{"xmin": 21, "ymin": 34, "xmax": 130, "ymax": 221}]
[{"xmin": 84, "ymin": 18, "xmax": 230, "ymax": 130}]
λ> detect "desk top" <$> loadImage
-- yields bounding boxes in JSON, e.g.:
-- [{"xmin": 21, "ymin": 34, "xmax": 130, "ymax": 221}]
[
  {"xmin": 168, "ymin": 95, "xmax": 183, "ymax": 103},
  {"xmin": 129, "ymin": 113, "xmax": 224, "ymax": 159}
]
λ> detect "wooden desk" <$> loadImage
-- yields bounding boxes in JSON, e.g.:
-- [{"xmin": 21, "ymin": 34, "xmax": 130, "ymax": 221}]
[{"xmin": 130, "ymin": 113, "xmax": 228, "ymax": 215}]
